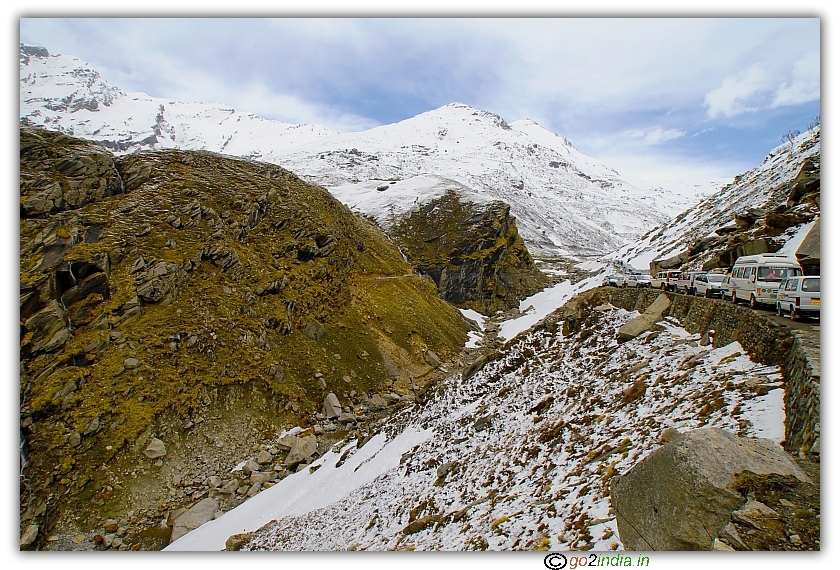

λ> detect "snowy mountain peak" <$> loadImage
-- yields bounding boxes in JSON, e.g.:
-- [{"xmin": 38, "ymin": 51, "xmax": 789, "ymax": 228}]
[{"xmin": 20, "ymin": 43, "xmax": 126, "ymax": 116}]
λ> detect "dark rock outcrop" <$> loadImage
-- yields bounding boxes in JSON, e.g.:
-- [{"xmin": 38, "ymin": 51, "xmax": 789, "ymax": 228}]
[
  {"xmin": 20, "ymin": 126, "xmax": 125, "ymax": 218},
  {"xmin": 389, "ymin": 190, "xmax": 547, "ymax": 315}
]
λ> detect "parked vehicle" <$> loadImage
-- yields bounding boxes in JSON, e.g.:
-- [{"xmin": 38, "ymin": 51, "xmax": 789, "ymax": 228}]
[
  {"xmin": 776, "ymin": 276, "xmax": 820, "ymax": 320},
  {"xmin": 675, "ymin": 271, "xmax": 707, "ymax": 295},
  {"xmin": 694, "ymin": 273, "xmax": 727, "ymax": 298},
  {"xmin": 602, "ymin": 275, "xmax": 626, "ymax": 287},
  {"xmin": 719, "ymin": 275, "xmax": 732, "ymax": 299},
  {"xmin": 626, "ymin": 274, "xmax": 651, "ymax": 288},
  {"xmin": 650, "ymin": 271, "xmax": 682, "ymax": 292},
  {"xmin": 730, "ymin": 254, "xmax": 802, "ymax": 309}
]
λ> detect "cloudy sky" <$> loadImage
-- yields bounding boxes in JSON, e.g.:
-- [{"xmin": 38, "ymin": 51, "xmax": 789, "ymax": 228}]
[{"xmin": 18, "ymin": 15, "xmax": 820, "ymax": 185}]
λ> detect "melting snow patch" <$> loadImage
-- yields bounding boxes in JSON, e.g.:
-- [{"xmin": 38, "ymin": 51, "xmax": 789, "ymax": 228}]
[
  {"xmin": 498, "ymin": 274, "xmax": 601, "ymax": 341},
  {"xmin": 741, "ymin": 388, "xmax": 786, "ymax": 444}
]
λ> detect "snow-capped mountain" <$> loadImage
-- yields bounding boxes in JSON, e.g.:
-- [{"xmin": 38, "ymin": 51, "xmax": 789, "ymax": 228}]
[
  {"xmin": 20, "ymin": 43, "xmax": 711, "ymax": 257},
  {"xmin": 19, "ymin": 43, "xmax": 337, "ymax": 156},
  {"xmin": 609, "ymin": 127, "xmax": 821, "ymax": 272},
  {"xmin": 270, "ymin": 104, "xmax": 713, "ymax": 257}
]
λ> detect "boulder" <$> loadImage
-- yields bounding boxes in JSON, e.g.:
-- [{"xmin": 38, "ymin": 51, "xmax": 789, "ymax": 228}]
[
  {"xmin": 20, "ymin": 524, "xmax": 39, "ymax": 547},
  {"xmin": 143, "ymin": 438, "xmax": 167, "ymax": 459},
  {"xmin": 304, "ymin": 319, "xmax": 326, "ymax": 341},
  {"xmin": 170, "ymin": 498, "xmax": 220, "ymax": 543},
  {"xmin": 611, "ymin": 428, "xmax": 810, "ymax": 551},
  {"xmin": 256, "ymin": 450, "xmax": 273, "ymax": 465},
  {"xmin": 423, "ymin": 349, "xmax": 441, "ymax": 368},
  {"xmin": 276, "ymin": 434, "xmax": 296, "ymax": 452},
  {"xmin": 242, "ymin": 458, "xmax": 261, "ymax": 475},
  {"xmin": 225, "ymin": 532, "xmax": 252, "ymax": 551},
  {"xmin": 284, "ymin": 434, "xmax": 318, "ymax": 467},
  {"xmin": 322, "ymin": 392, "xmax": 342, "ymax": 419},
  {"xmin": 337, "ymin": 411, "xmax": 357, "ymax": 424},
  {"xmin": 617, "ymin": 294, "xmax": 670, "ymax": 341},
  {"xmin": 24, "ymin": 301, "xmax": 68, "ymax": 352},
  {"xmin": 368, "ymin": 393, "xmax": 388, "ymax": 410}
]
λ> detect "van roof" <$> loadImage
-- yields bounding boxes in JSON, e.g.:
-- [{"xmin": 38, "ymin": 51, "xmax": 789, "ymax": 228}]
[{"xmin": 733, "ymin": 253, "xmax": 800, "ymax": 266}]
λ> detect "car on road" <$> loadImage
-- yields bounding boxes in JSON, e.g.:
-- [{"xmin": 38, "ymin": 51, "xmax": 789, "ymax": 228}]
[
  {"xmin": 602, "ymin": 275, "xmax": 626, "ymax": 287},
  {"xmin": 675, "ymin": 271, "xmax": 707, "ymax": 295},
  {"xmin": 694, "ymin": 273, "xmax": 727, "ymax": 298},
  {"xmin": 719, "ymin": 275, "xmax": 733, "ymax": 299},
  {"xmin": 776, "ymin": 276, "xmax": 820, "ymax": 320},
  {"xmin": 650, "ymin": 271, "xmax": 682, "ymax": 292},
  {"xmin": 626, "ymin": 274, "xmax": 651, "ymax": 288}
]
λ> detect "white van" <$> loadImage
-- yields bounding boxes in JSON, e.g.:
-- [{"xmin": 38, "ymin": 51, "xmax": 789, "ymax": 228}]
[{"xmin": 730, "ymin": 253, "xmax": 802, "ymax": 309}]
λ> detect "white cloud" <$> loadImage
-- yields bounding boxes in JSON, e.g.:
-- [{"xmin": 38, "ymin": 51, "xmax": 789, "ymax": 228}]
[
  {"xmin": 771, "ymin": 53, "xmax": 820, "ymax": 108},
  {"xmin": 704, "ymin": 65, "xmax": 772, "ymax": 118},
  {"xmin": 618, "ymin": 126, "xmax": 686, "ymax": 146},
  {"xmin": 643, "ymin": 127, "xmax": 686, "ymax": 145}
]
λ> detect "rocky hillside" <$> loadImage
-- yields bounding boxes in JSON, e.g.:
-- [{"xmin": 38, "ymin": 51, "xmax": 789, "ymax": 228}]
[
  {"xmin": 215, "ymin": 287, "xmax": 815, "ymax": 552},
  {"xmin": 20, "ymin": 43, "xmax": 713, "ymax": 258},
  {"xmin": 611, "ymin": 128, "xmax": 820, "ymax": 273},
  {"xmin": 19, "ymin": 125, "xmax": 472, "ymax": 549},
  {"xmin": 376, "ymin": 186, "xmax": 546, "ymax": 314}
]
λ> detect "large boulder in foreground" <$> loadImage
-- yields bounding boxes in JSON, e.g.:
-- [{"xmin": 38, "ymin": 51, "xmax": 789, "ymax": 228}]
[
  {"xmin": 611, "ymin": 428, "xmax": 810, "ymax": 551},
  {"xmin": 617, "ymin": 293, "xmax": 670, "ymax": 341}
]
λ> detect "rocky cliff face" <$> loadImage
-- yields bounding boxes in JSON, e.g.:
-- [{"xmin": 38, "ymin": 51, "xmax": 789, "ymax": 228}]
[
  {"xmin": 19, "ymin": 125, "xmax": 469, "ymax": 549},
  {"xmin": 388, "ymin": 190, "xmax": 548, "ymax": 315}
]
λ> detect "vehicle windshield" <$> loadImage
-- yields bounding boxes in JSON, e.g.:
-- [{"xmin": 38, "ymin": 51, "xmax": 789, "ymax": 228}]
[
  {"xmin": 757, "ymin": 267, "xmax": 800, "ymax": 282},
  {"xmin": 802, "ymin": 278, "xmax": 820, "ymax": 292},
  {"xmin": 707, "ymin": 275, "xmax": 725, "ymax": 283}
]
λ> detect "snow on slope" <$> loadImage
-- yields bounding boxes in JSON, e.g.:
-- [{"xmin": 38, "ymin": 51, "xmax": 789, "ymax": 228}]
[
  {"xmin": 167, "ymin": 308, "xmax": 783, "ymax": 551},
  {"xmin": 19, "ymin": 43, "xmax": 337, "ymax": 157},
  {"xmin": 329, "ymin": 174, "xmax": 492, "ymax": 230},
  {"xmin": 609, "ymin": 128, "xmax": 821, "ymax": 272},
  {"xmin": 20, "ymin": 43, "xmax": 712, "ymax": 258}
]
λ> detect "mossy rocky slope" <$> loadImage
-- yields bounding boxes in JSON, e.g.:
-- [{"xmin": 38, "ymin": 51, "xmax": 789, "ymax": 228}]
[
  {"xmin": 389, "ymin": 190, "xmax": 548, "ymax": 315},
  {"xmin": 19, "ymin": 126, "xmax": 468, "ymax": 547}
]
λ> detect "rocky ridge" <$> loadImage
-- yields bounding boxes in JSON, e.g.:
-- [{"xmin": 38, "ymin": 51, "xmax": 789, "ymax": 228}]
[{"xmin": 388, "ymin": 189, "xmax": 548, "ymax": 314}]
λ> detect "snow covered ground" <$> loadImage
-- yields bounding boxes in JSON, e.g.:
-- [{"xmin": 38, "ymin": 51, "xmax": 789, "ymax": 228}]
[
  {"xmin": 459, "ymin": 308, "xmax": 487, "ymax": 349},
  {"xmin": 167, "ymin": 305, "xmax": 785, "ymax": 551},
  {"xmin": 498, "ymin": 274, "xmax": 603, "ymax": 341}
]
